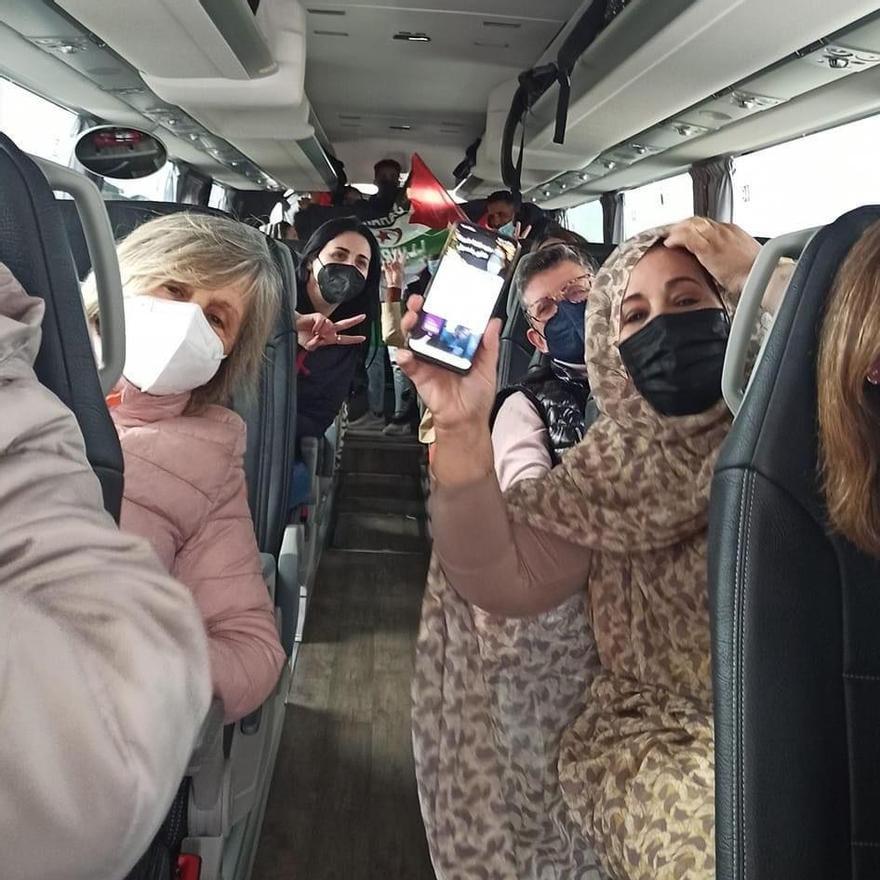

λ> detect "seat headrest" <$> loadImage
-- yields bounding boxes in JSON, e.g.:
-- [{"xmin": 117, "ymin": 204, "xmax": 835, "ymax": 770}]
[{"xmin": 716, "ymin": 205, "xmax": 880, "ymax": 514}]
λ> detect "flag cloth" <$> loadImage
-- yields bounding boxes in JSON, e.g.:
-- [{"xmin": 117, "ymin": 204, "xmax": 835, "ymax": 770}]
[{"xmin": 408, "ymin": 153, "xmax": 467, "ymax": 229}]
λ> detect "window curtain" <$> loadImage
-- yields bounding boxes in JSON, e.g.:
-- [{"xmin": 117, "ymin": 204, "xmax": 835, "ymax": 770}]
[
  {"xmin": 691, "ymin": 157, "xmax": 735, "ymax": 223},
  {"xmin": 175, "ymin": 162, "xmax": 212, "ymax": 206},
  {"xmin": 600, "ymin": 190, "xmax": 624, "ymax": 244}
]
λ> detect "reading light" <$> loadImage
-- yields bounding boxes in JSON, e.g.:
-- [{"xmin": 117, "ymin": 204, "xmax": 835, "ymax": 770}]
[
  {"xmin": 394, "ymin": 32, "xmax": 431, "ymax": 42},
  {"xmin": 32, "ymin": 36, "xmax": 91, "ymax": 55},
  {"xmin": 730, "ymin": 90, "xmax": 781, "ymax": 111}
]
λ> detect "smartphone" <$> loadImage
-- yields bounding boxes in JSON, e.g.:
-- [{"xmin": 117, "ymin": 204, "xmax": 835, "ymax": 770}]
[{"xmin": 407, "ymin": 221, "xmax": 520, "ymax": 373}]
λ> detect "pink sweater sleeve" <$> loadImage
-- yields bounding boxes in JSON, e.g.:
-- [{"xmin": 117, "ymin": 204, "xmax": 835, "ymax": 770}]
[
  {"xmin": 172, "ymin": 460, "xmax": 285, "ymax": 722},
  {"xmin": 491, "ymin": 392, "xmax": 553, "ymax": 492}
]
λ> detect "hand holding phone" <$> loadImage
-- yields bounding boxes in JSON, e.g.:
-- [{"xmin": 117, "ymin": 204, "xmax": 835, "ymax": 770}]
[
  {"xmin": 396, "ymin": 294, "xmax": 502, "ymax": 433},
  {"xmin": 407, "ymin": 222, "xmax": 519, "ymax": 373}
]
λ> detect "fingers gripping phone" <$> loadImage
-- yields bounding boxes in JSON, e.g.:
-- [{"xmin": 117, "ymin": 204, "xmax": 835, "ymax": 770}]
[{"xmin": 407, "ymin": 221, "xmax": 520, "ymax": 373}]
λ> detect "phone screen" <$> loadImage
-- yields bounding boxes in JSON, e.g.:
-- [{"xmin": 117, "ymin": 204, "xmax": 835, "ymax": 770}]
[{"xmin": 408, "ymin": 222, "xmax": 519, "ymax": 372}]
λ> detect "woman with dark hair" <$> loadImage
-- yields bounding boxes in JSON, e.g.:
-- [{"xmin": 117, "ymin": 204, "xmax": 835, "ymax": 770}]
[{"xmin": 295, "ymin": 216, "xmax": 381, "ymax": 440}]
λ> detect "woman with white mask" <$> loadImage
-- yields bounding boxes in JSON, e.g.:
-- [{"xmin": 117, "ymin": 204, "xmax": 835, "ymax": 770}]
[{"xmin": 83, "ymin": 212, "xmax": 293, "ymax": 723}]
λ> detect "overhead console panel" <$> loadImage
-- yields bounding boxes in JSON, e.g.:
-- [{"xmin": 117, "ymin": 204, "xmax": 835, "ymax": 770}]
[
  {"xmin": 473, "ymin": 0, "xmax": 880, "ymax": 204},
  {"xmin": 56, "ymin": 0, "xmax": 333, "ymax": 190},
  {"xmin": 55, "ymin": 0, "xmax": 278, "ymax": 81}
]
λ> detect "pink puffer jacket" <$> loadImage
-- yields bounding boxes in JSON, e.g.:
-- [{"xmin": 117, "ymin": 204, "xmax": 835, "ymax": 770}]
[{"xmin": 112, "ymin": 381, "xmax": 285, "ymax": 722}]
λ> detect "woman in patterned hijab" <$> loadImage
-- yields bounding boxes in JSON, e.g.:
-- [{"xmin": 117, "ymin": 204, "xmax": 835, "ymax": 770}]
[{"xmin": 401, "ymin": 223, "xmax": 774, "ymax": 880}]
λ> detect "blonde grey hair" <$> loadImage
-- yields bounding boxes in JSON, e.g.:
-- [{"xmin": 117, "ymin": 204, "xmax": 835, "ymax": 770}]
[{"xmin": 83, "ymin": 212, "xmax": 281, "ymax": 410}]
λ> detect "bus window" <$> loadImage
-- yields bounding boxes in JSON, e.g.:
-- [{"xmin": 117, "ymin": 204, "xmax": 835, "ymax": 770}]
[
  {"xmin": 734, "ymin": 113, "xmax": 880, "ymax": 238},
  {"xmin": 0, "ymin": 78, "xmax": 77, "ymax": 165},
  {"xmin": 622, "ymin": 172, "xmax": 694, "ymax": 238},
  {"xmin": 567, "ymin": 200, "xmax": 603, "ymax": 242},
  {"xmin": 209, "ymin": 181, "xmax": 231, "ymax": 210},
  {"xmin": 101, "ymin": 162, "xmax": 176, "ymax": 202}
]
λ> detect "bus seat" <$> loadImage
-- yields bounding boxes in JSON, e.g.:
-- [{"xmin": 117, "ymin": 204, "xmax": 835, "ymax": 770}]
[
  {"xmin": 497, "ymin": 303, "xmax": 534, "ymax": 389},
  {"xmin": 56, "ymin": 198, "xmax": 232, "ymax": 279},
  {"xmin": 582, "ymin": 241, "xmax": 615, "ymax": 268},
  {"xmin": 0, "ymin": 133, "xmax": 124, "ymax": 521},
  {"xmin": 709, "ymin": 206, "xmax": 880, "ymax": 880}
]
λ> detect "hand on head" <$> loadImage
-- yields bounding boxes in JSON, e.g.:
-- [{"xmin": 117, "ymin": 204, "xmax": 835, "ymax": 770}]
[
  {"xmin": 395, "ymin": 294, "xmax": 501, "ymax": 432},
  {"xmin": 664, "ymin": 217, "xmax": 760, "ymax": 296}
]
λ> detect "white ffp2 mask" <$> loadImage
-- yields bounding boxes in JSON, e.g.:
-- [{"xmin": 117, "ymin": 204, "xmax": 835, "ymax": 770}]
[{"xmin": 122, "ymin": 295, "xmax": 226, "ymax": 396}]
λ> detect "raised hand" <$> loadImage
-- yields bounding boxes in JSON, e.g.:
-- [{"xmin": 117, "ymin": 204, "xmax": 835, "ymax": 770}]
[
  {"xmin": 395, "ymin": 295, "xmax": 500, "ymax": 432},
  {"xmin": 296, "ymin": 312, "xmax": 366, "ymax": 351},
  {"xmin": 382, "ymin": 251, "xmax": 406, "ymax": 293}
]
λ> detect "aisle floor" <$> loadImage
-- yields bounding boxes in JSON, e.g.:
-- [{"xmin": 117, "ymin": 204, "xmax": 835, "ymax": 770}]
[{"xmin": 253, "ymin": 435, "xmax": 435, "ymax": 880}]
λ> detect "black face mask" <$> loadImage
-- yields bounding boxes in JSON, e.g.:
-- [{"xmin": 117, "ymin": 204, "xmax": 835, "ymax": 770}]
[
  {"xmin": 618, "ymin": 307, "xmax": 730, "ymax": 417},
  {"xmin": 316, "ymin": 260, "xmax": 367, "ymax": 305}
]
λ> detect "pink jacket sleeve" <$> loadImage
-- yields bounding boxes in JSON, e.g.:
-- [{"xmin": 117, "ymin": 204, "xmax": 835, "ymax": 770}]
[
  {"xmin": 491, "ymin": 391, "xmax": 554, "ymax": 492},
  {"xmin": 172, "ymin": 459, "xmax": 285, "ymax": 722}
]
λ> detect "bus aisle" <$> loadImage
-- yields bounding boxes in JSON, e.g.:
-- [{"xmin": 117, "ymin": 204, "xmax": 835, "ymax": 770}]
[{"xmin": 253, "ymin": 428, "xmax": 435, "ymax": 879}]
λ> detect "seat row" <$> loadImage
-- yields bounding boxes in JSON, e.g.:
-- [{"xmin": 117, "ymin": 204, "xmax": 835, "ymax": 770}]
[{"xmin": 0, "ymin": 132, "xmax": 341, "ymax": 880}]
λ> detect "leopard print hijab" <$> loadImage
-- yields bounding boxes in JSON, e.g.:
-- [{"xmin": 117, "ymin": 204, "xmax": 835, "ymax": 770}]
[{"xmin": 505, "ymin": 226, "xmax": 742, "ymax": 553}]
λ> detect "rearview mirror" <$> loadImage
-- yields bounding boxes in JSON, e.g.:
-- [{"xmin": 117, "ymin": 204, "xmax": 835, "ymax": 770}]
[{"xmin": 74, "ymin": 125, "xmax": 167, "ymax": 180}]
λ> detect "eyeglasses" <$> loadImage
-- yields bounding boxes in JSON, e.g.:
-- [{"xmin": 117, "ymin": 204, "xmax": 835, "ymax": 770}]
[{"xmin": 525, "ymin": 273, "xmax": 593, "ymax": 325}]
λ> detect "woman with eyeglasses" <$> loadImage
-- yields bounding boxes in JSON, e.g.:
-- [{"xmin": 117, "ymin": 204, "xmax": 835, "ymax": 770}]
[{"xmin": 490, "ymin": 244, "xmax": 598, "ymax": 487}]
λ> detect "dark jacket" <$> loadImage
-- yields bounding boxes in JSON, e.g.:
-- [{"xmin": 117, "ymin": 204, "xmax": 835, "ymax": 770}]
[
  {"xmin": 490, "ymin": 359, "xmax": 595, "ymax": 465},
  {"xmin": 296, "ymin": 342, "xmax": 360, "ymax": 441}
]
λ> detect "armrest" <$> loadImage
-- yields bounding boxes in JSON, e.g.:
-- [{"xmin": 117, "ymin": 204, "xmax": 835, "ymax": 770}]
[
  {"xmin": 260, "ymin": 551, "xmax": 277, "ymax": 602},
  {"xmin": 300, "ymin": 436, "xmax": 320, "ymax": 505},
  {"xmin": 187, "ymin": 699, "xmax": 225, "ymax": 776},
  {"xmin": 239, "ymin": 706, "xmax": 263, "ymax": 736}
]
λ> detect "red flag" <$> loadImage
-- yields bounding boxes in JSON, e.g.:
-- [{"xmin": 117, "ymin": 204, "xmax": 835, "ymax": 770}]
[{"xmin": 408, "ymin": 153, "xmax": 467, "ymax": 229}]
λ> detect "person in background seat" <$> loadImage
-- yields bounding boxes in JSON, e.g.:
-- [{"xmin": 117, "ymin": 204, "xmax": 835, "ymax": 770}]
[
  {"xmin": 84, "ymin": 213, "xmax": 285, "ymax": 723},
  {"xmin": 0, "ymin": 263, "xmax": 211, "ymax": 880},
  {"xmin": 341, "ymin": 185, "xmax": 365, "ymax": 207},
  {"xmin": 819, "ymin": 218, "xmax": 880, "ymax": 556},
  {"xmin": 370, "ymin": 157, "xmax": 404, "ymax": 215},
  {"xmin": 485, "ymin": 189, "xmax": 518, "ymax": 233},
  {"xmin": 490, "ymin": 244, "xmax": 597, "ymax": 487},
  {"xmin": 295, "ymin": 216, "xmax": 380, "ymax": 441}
]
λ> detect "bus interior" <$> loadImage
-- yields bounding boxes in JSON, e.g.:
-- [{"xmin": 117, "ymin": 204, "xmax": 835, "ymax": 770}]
[{"xmin": 3, "ymin": 0, "xmax": 880, "ymax": 878}]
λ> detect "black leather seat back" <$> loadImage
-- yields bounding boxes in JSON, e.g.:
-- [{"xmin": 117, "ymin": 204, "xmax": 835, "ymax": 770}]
[
  {"xmin": 497, "ymin": 304, "xmax": 534, "ymax": 390},
  {"xmin": 581, "ymin": 241, "xmax": 615, "ymax": 268},
  {"xmin": 59, "ymin": 197, "xmax": 297, "ymax": 556},
  {"xmin": 0, "ymin": 133, "xmax": 124, "ymax": 520},
  {"xmin": 57, "ymin": 199, "xmax": 231, "ymax": 280},
  {"xmin": 709, "ymin": 205, "xmax": 880, "ymax": 880}
]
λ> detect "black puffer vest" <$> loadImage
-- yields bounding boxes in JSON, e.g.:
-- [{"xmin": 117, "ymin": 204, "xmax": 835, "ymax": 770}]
[{"xmin": 490, "ymin": 359, "xmax": 594, "ymax": 466}]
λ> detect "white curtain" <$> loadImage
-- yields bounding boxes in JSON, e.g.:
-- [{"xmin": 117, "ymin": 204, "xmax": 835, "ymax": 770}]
[
  {"xmin": 691, "ymin": 157, "xmax": 735, "ymax": 222},
  {"xmin": 600, "ymin": 190, "xmax": 624, "ymax": 244}
]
